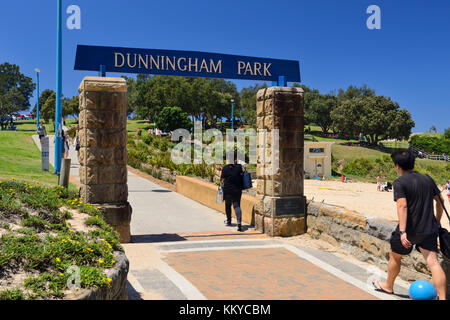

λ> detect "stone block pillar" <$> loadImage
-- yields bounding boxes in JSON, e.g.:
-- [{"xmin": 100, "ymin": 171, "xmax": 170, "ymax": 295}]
[
  {"xmin": 254, "ymin": 87, "xmax": 306, "ymax": 237},
  {"xmin": 78, "ymin": 77, "xmax": 132, "ymax": 243}
]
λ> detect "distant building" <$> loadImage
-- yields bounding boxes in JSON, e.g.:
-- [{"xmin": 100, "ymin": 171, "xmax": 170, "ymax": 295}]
[{"xmin": 304, "ymin": 142, "xmax": 334, "ymax": 178}]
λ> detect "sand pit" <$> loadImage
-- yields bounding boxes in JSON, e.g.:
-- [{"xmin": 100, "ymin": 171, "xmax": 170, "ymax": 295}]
[{"xmin": 304, "ymin": 179, "xmax": 450, "ymax": 230}]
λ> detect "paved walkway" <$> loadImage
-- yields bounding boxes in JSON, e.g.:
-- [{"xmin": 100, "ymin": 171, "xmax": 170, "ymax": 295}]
[{"xmin": 33, "ymin": 136, "xmax": 411, "ymax": 300}]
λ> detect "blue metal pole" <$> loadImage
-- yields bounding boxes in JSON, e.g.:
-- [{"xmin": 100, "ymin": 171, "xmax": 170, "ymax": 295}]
[
  {"xmin": 54, "ymin": 0, "xmax": 63, "ymax": 175},
  {"xmin": 231, "ymin": 100, "xmax": 234, "ymax": 131},
  {"xmin": 36, "ymin": 71, "xmax": 40, "ymax": 131}
]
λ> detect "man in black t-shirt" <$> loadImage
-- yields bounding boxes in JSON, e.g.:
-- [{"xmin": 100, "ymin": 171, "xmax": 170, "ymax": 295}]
[{"xmin": 372, "ymin": 149, "xmax": 446, "ymax": 300}]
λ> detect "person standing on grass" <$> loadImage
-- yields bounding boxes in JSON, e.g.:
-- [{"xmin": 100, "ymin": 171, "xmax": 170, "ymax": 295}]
[
  {"xmin": 220, "ymin": 152, "xmax": 244, "ymax": 232},
  {"xmin": 372, "ymin": 149, "xmax": 446, "ymax": 300},
  {"xmin": 37, "ymin": 121, "xmax": 47, "ymax": 141}
]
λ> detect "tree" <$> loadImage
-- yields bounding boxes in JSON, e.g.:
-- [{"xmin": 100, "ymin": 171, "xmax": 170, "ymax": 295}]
[
  {"xmin": 0, "ymin": 88, "xmax": 25, "ymax": 129},
  {"xmin": 445, "ymin": 127, "xmax": 450, "ymax": 140},
  {"xmin": 37, "ymin": 90, "xmax": 79, "ymax": 123},
  {"xmin": 330, "ymin": 99, "xmax": 363, "ymax": 138},
  {"xmin": 337, "ymin": 85, "xmax": 375, "ymax": 102},
  {"xmin": 386, "ymin": 109, "xmax": 415, "ymax": 141},
  {"xmin": 0, "ymin": 62, "xmax": 35, "ymax": 127},
  {"xmin": 293, "ymin": 83, "xmax": 321, "ymax": 125},
  {"xmin": 239, "ymin": 83, "xmax": 267, "ymax": 128},
  {"xmin": 307, "ymin": 93, "xmax": 337, "ymax": 134},
  {"xmin": 41, "ymin": 91, "xmax": 56, "ymax": 123},
  {"xmin": 331, "ymin": 94, "xmax": 415, "ymax": 145},
  {"xmin": 155, "ymin": 106, "xmax": 192, "ymax": 132},
  {"xmin": 62, "ymin": 95, "xmax": 79, "ymax": 118}
]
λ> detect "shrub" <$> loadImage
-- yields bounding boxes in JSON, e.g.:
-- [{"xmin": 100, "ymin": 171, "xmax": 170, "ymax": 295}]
[
  {"xmin": 143, "ymin": 134, "xmax": 154, "ymax": 146},
  {"xmin": 155, "ymin": 106, "xmax": 192, "ymax": 132},
  {"xmin": 342, "ymin": 158, "xmax": 374, "ymax": 176},
  {"xmin": 409, "ymin": 134, "xmax": 450, "ymax": 155}
]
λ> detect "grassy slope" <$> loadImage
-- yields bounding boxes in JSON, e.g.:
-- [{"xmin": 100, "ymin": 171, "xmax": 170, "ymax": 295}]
[
  {"xmin": 305, "ymin": 125, "xmax": 449, "ymax": 185},
  {"xmin": 1, "ymin": 119, "xmax": 78, "ymax": 188},
  {"xmin": 0, "ymin": 132, "xmax": 58, "ymax": 185}
]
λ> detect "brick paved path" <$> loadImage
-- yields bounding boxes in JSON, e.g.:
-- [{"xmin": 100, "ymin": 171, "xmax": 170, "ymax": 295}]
[{"xmin": 124, "ymin": 231, "xmax": 411, "ymax": 300}]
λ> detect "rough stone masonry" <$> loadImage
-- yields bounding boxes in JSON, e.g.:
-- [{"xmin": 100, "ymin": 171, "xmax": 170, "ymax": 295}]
[
  {"xmin": 254, "ymin": 87, "xmax": 307, "ymax": 236},
  {"xmin": 78, "ymin": 77, "xmax": 132, "ymax": 243}
]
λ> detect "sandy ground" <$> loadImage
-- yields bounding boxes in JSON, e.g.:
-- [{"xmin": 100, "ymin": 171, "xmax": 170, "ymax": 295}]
[{"xmin": 303, "ymin": 180, "xmax": 450, "ymax": 230}]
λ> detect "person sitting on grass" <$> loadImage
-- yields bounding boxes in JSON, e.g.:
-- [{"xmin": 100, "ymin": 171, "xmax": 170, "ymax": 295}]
[{"xmin": 372, "ymin": 149, "xmax": 446, "ymax": 300}]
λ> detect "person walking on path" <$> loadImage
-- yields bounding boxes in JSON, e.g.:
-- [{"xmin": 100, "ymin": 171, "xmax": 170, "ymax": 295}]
[
  {"xmin": 220, "ymin": 153, "xmax": 244, "ymax": 232},
  {"xmin": 443, "ymin": 180, "xmax": 450, "ymax": 206},
  {"xmin": 73, "ymin": 126, "xmax": 80, "ymax": 156},
  {"xmin": 61, "ymin": 130, "xmax": 67, "ymax": 159},
  {"xmin": 64, "ymin": 131, "xmax": 70, "ymax": 159},
  {"xmin": 37, "ymin": 122, "xmax": 47, "ymax": 141},
  {"xmin": 373, "ymin": 149, "xmax": 446, "ymax": 300}
]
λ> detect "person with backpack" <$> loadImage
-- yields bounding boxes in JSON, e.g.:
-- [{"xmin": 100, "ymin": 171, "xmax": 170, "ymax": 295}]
[
  {"xmin": 372, "ymin": 149, "xmax": 446, "ymax": 300},
  {"xmin": 37, "ymin": 121, "xmax": 47, "ymax": 141},
  {"xmin": 73, "ymin": 126, "xmax": 80, "ymax": 155},
  {"xmin": 221, "ymin": 152, "xmax": 244, "ymax": 232}
]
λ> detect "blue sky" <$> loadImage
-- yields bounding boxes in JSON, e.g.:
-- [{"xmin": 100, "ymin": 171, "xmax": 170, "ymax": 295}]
[{"xmin": 1, "ymin": 0, "xmax": 449, "ymax": 132}]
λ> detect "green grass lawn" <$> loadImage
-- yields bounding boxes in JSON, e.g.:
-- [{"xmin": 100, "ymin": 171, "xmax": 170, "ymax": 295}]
[
  {"xmin": 14, "ymin": 119, "xmax": 79, "ymax": 135},
  {"xmin": 0, "ymin": 132, "xmax": 59, "ymax": 186},
  {"xmin": 127, "ymin": 120, "xmax": 155, "ymax": 134}
]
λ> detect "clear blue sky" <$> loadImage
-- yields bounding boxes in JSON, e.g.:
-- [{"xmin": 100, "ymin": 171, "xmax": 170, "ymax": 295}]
[{"xmin": 1, "ymin": 0, "xmax": 449, "ymax": 132}]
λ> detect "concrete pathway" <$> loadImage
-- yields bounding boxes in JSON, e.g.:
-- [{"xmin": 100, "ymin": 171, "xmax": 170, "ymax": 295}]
[{"xmin": 32, "ymin": 135, "xmax": 411, "ymax": 300}]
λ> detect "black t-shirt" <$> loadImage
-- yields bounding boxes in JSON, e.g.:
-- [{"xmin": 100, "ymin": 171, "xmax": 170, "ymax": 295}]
[
  {"xmin": 221, "ymin": 164, "xmax": 243, "ymax": 192},
  {"xmin": 393, "ymin": 171, "xmax": 440, "ymax": 236}
]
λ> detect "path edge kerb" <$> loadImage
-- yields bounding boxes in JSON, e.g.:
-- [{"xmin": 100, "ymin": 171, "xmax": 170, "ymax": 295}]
[{"xmin": 63, "ymin": 251, "xmax": 129, "ymax": 300}]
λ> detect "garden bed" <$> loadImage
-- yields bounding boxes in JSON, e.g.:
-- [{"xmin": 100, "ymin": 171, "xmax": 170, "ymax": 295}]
[{"xmin": 0, "ymin": 179, "xmax": 128, "ymax": 300}]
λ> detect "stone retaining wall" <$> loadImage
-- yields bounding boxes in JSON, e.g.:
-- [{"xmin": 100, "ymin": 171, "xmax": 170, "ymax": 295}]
[
  {"xmin": 307, "ymin": 201, "xmax": 450, "ymax": 299},
  {"xmin": 63, "ymin": 251, "xmax": 129, "ymax": 300}
]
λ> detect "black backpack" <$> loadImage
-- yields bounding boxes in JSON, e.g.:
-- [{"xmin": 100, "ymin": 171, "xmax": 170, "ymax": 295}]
[{"xmin": 437, "ymin": 196, "xmax": 450, "ymax": 259}]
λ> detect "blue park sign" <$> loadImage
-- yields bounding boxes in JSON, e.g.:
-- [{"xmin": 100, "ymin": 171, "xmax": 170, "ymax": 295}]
[{"xmin": 74, "ymin": 45, "xmax": 301, "ymax": 83}]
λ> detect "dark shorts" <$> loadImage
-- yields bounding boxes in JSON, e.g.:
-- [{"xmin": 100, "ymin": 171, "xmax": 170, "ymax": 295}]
[{"xmin": 390, "ymin": 228, "xmax": 439, "ymax": 255}]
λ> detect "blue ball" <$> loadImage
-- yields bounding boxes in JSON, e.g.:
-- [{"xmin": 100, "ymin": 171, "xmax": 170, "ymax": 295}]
[{"xmin": 409, "ymin": 280, "xmax": 437, "ymax": 300}]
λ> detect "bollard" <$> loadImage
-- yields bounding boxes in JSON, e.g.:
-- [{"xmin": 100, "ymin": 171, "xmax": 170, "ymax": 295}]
[{"xmin": 59, "ymin": 158, "xmax": 71, "ymax": 188}]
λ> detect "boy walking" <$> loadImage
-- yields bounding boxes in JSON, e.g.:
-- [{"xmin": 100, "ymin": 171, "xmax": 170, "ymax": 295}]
[{"xmin": 373, "ymin": 149, "xmax": 446, "ymax": 300}]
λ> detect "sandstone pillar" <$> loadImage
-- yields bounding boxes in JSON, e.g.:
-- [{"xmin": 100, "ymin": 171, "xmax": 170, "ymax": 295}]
[
  {"xmin": 254, "ymin": 87, "xmax": 306, "ymax": 237},
  {"xmin": 78, "ymin": 77, "xmax": 132, "ymax": 243}
]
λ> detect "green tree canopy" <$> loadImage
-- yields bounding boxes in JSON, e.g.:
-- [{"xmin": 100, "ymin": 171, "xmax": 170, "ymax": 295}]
[
  {"xmin": 155, "ymin": 106, "xmax": 192, "ymax": 132},
  {"xmin": 0, "ymin": 62, "xmax": 35, "ymax": 127},
  {"xmin": 37, "ymin": 90, "xmax": 78, "ymax": 123},
  {"xmin": 331, "ymin": 94, "xmax": 415, "ymax": 145}
]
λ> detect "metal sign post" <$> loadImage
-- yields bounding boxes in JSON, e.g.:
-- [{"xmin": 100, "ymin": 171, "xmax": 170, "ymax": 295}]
[{"xmin": 41, "ymin": 137, "xmax": 49, "ymax": 172}]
